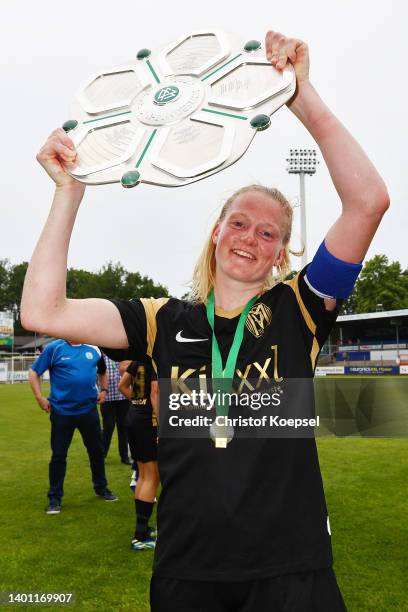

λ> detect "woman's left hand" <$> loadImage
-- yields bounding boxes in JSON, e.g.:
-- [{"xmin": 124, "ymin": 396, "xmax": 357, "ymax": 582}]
[{"xmin": 265, "ymin": 30, "xmax": 310, "ymax": 98}]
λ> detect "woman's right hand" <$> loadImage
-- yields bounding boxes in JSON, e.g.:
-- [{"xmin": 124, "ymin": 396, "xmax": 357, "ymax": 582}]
[{"xmin": 36, "ymin": 128, "xmax": 85, "ymax": 194}]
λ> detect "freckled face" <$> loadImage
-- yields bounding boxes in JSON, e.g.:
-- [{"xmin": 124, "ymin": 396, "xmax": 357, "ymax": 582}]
[{"xmin": 212, "ymin": 191, "xmax": 286, "ymax": 285}]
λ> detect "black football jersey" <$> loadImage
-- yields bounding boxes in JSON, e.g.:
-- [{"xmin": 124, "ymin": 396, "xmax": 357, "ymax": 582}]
[
  {"xmin": 126, "ymin": 360, "xmax": 153, "ymax": 413},
  {"xmin": 107, "ymin": 267, "xmax": 339, "ymax": 581}
]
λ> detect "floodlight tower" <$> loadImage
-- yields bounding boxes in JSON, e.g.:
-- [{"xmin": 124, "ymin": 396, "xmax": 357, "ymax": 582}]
[{"xmin": 286, "ymin": 149, "xmax": 319, "ymax": 268}]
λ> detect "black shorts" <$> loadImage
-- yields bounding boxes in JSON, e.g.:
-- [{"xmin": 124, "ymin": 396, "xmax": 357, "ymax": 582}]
[
  {"xmin": 150, "ymin": 568, "xmax": 347, "ymax": 612},
  {"xmin": 126, "ymin": 409, "xmax": 157, "ymax": 464}
]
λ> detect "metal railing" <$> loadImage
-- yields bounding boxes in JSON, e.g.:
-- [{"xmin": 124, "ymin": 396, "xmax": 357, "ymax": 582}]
[{"xmin": 0, "ymin": 354, "xmax": 49, "ymax": 383}]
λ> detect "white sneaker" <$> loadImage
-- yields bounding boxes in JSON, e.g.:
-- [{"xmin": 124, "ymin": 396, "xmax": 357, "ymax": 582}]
[{"xmin": 129, "ymin": 470, "xmax": 137, "ymax": 491}]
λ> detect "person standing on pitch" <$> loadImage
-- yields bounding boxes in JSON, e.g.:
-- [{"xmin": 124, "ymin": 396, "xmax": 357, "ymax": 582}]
[
  {"xmin": 29, "ymin": 340, "xmax": 118, "ymax": 513},
  {"xmin": 22, "ymin": 29, "xmax": 390, "ymax": 611},
  {"xmin": 100, "ymin": 352, "xmax": 131, "ymax": 465},
  {"xmin": 118, "ymin": 358, "xmax": 159, "ymax": 550}
]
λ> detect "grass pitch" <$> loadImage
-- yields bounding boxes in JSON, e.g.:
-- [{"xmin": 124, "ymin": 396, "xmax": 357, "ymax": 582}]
[{"xmin": 0, "ymin": 383, "xmax": 407, "ymax": 611}]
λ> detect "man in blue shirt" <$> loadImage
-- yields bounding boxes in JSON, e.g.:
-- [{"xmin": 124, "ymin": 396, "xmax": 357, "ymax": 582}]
[{"xmin": 29, "ymin": 340, "xmax": 118, "ymax": 514}]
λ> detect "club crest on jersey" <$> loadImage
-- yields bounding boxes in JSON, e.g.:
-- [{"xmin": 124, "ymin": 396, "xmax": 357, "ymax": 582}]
[
  {"xmin": 85, "ymin": 352, "xmax": 94, "ymax": 360},
  {"xmin": 245, "ymin": 303, "xmax": 272, "ymax": 338}
]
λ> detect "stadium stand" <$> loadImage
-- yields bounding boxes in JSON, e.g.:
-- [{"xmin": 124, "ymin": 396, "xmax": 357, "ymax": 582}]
[{"xmin": 319, "ymin": 308, "xmax": 408, "ymax": 369}]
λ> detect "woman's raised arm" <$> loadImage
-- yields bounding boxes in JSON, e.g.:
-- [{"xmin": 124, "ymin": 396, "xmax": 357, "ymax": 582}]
[
  {"xmin": 21, "ymin": 129, "xmax": 129, "ymax": 349},
  {"xmin": 265, "ymin": 31, "xmax": 390, "ymax": 264}
]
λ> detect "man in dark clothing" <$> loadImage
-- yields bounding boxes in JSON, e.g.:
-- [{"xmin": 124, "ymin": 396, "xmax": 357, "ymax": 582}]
[
  {"xmin": 29, "ymin": 340, "xmax": 118, "ymax": 513},
  {"xmin": 100, "ymin": 352, "xmax": 131, "ymax": 464}
]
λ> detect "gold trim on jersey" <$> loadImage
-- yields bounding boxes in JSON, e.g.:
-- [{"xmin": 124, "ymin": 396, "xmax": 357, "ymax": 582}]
[
  {"xmin": 214, "ymin": 304, "xmax": 245, "ymax": 319},
  {"xmin": 140, "ymin": 297, "xmax": 170, "ymax": 357},
  {"xmin": 285, "ymin": 274, "xmax": 320, "ymax": 370},
  {"xmin": 311, "ymin": 337, "xmax": 320, "ymax": 370},
  {"xmin": 152, "ymin": 358, "xmax": 158, "ymax": 375}
]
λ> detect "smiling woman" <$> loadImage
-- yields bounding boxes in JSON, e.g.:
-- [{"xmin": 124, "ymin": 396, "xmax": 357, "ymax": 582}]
[
  {"xmin": 21, "ymin": 28, "xmax": 390, "ymax": 612},
  {"xmin": 191, "ymin": 184, "xmax": 296, "ymax": 305}
]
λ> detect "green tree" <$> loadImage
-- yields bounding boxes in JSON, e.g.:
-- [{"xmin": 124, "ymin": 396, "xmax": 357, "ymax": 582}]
[
  {"xmin": 66, "ymin": 268, "xmax": 97, "ymax": 299},
  {"xmin": 284, "ymin": 270, "xmax": 298, "ymax": 281},
  {"xmin": 0, "ymin": 259, "xmax": 10, "ymax": 312},
  {"xmin": 341, "ymin": 255, "xmax": 408, "ymax": 314},
  {"xmin": 5, "ymin": 262, "xmax": 29, "ymax": 334},
  {"xmin": 0, "ymin": 258, "xmax": 169, "ymax": 336},
  {"xmin": 94, "ymin": 262, "xmax": 127, "ymax": 298},
  {"xmin": 66, "ymin": 262, "xmax": 168, "ymax": 300},
  {"xmin": 123, "ymin": 271, "xmax": 168, "ymax": 299}
]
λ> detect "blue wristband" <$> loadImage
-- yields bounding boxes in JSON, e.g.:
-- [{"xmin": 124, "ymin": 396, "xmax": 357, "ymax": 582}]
[{"xmin": 305, "ymin": 241, "xmax": 363, "ymax": 299}]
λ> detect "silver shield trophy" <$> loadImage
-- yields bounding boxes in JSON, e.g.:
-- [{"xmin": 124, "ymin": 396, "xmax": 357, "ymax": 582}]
[{"xmin": 62, "ymin": 30, "xmax": 296, "ymax": 188}]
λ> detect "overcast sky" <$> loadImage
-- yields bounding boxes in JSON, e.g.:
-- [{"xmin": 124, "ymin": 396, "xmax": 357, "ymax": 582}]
[{"xmin": 2, "ymin": 0, "xmax": 406, "ymax": 298}]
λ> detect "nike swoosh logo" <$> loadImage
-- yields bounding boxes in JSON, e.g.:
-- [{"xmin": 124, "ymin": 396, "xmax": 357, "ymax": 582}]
[{"xmin": 176, "ymin": 331, "xmax": 208, "ymax": 343}]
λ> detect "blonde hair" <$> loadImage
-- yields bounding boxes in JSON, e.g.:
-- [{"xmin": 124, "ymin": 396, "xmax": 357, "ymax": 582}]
[{"xmin": 191, "ymin": 184, "xmax": 301, "ymax": 303}]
